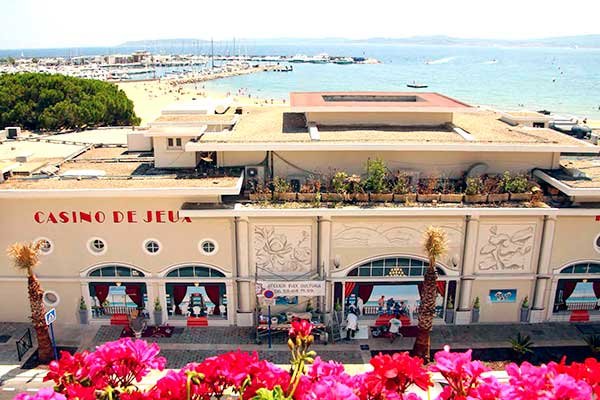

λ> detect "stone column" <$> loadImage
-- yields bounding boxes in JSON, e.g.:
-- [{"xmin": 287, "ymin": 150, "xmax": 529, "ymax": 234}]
[
  {"xmin": 530, "ymin": 215, "xmax": 556, "ymax": 323},
  {"xmin": 318, "ymin": 216, "xmax": 333, "ymax": 318},
  {"xmin": 456, "ymin": 214, "xmax": 479, "ymax": 325},
  {"xmin": 235, "ymin": 217, "xmax": 253, "ymax": 326}
]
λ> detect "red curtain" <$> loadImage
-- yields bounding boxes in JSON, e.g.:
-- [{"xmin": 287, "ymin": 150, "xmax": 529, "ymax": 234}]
[
  {"xmin": 562, "ymin": 281, "xmax": 577, "ymax": 302},
  {"xmin": 125, "ymin": 285, "xmax": 143, "ymax": 308},
  {"xmin": 344, "ymin": 282, "xmax": 356, "ymax": 298},
  {"xmin": 204, "ymin": 284, "xmax": 221, "ymax": 315},
  {"xmin": 436, "ymin": 281, "xmax": 446, "ymax": 297},
  {"xmin": 357, "ymin": 284, "xmax": 374, "ymax": 304},
  {"xmin": 593, "ymin": 281, "xmax": 600, "ymax": 299},
  {"xmin": 173, "ymin": 285, "xmax": 188, "ymax": 315},
  {"xmin": 95, "ymin": 284, "xmax": 109, "ymax": 305}
]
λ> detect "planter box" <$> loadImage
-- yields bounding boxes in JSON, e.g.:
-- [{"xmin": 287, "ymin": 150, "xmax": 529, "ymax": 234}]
[
  {"xmin": 370, "ymin": 193, "xmax": 394, "ymax": 202},
  {"xmin": 353, "ymin": 193, "xmax": 369, "ymax": 202},
  {"xmin": 464, "ymin": 194, "xmax": 488, "ymax": 204},
  {"xmin": 440, "ymin": 193, "xmax": 463, "ymax": 203},
  {"xmin": 510, "ymin": 192, "xmax": 533, "ymax": 202},
  {"xmin": 273, "ymin": 192, "xmax": 297, "ymax": 201},
  {"xmin": 297, "ymin": 193, "xmax": 317, "ymax": 202},
  {"xmin": 488, "ymin": 193, "xmax": 509, "ymax": 203},
  {"xmin": 471, "ymin": 308, "xmax": 480, "ymax": 323},
  {"xmin": 445, "ymin": 309, "xmax": 455, "ymax": 324},
  {"xmin": 520, "ymin": 308, "xmax": 530, "ymax": 323},
  {"xmin": 393, "ymin": 193, "xmax": 417, "ymax": 203},
  {"xmin": 417, "ymin": 193, "xmax": 440, "ymax": 203},
  {"xmin": 154, "ymin": 311, "xmax": 163, "ymax": 326},
  {"xmin": 321, "ymin": 193, "xmax": 344, "ymax": 202},
  {"xmin": 79, "ymin": 309, "xmax": 89, "ymax": 325},
  {"xmin": 249, "ymin": 192, "xmax": 271, "ymax": 201}
]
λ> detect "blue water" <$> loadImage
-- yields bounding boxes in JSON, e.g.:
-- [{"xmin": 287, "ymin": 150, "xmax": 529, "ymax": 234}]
[
  {"xmin": 3, "ymin": 43, "xmax": 600, "ymax": 117},
  {"xmin": 199, "ymin": 44, "xmax": 600, "ymax": 118}
]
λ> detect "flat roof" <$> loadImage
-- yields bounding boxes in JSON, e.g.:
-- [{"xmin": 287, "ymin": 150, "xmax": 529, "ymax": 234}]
[
  {"xmin": 290, "ymin": 92, "xmax": 472, "ymax": 112},
  {"xmin": 189, "ymin": 106, "xmax": 597, "ymax": 152}
]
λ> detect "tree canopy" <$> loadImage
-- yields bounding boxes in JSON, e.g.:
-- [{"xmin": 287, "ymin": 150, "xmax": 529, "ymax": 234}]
[{"xmin": 0, "ymin": 73, "xmax": 140, "ymax": 131}]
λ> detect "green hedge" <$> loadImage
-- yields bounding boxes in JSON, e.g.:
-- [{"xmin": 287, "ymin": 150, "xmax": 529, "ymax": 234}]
[{"xmin": 0, "ymin": 73, "xmax": 140, "ymax": 131}]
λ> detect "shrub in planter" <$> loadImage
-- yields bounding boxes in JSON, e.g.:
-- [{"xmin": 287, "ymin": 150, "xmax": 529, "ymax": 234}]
[
  {"xmin": 417, "ymin": 178, "xmax": 440, "ymax": 202},
  {"xmin": 79, "ymin": 296, "xmax": 88, "ymax": 325},
  {"xmin": 249, "ymin": 183, "xmax": 272, "ymax": 201},
  {"xmin": 365, "ymin": 158, "xmax": 393, "ymax": 201},
  {"xmin": 392, "ymin": 173, "xmax": 417, "ymax": 203},
  {"xmin": 272, "ymin": 176, "xmax": 296, "ymax": 201},
  {"xmin": 153, "ymin": 298, "xmax": 163, "ymax": 326},
  {"xmin": 445, "ymin": 298, "xmax": 455, "ymax": 324},
  {"xmin": 486, "ymin": 172, "xmax": 510, "ymax": 202},
  {"xmin": 297, "ymin": 178, "xmax": 321, "ymax": 202},
  {"xmin": 438, "ymin": 177, "xmax": 463, "ymax": 203},
  {"xmin": 520, "ymin": 296, "xmax": 530, "ymax": 323},
  {"xmin": 324, "ymin": 171, "xmax": 349, "ymax": 202},
  {"xmin": 471, "ymin": 296, "xmax": 480, "ymax": 323},
  {"xmin": 344, "ymin": 174, "xmax": 368, "ymax": 202},
  {"xmin": 507, "ymin": 173, "xmax": 533, "ymax": 201},
  {"xmin": 464, "ymin": 177, "xmax": 487, "ymax": 203}
]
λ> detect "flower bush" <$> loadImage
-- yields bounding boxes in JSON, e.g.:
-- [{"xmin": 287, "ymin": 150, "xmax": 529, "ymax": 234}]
[{"xmin": 15, "ymin": 325, "xmax": 600, "ymax": 400}]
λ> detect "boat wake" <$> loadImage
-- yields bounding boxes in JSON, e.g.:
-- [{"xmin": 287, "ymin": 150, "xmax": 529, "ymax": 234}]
[
  {"xmin": 425, "ymin": 56, "xmax": 456, "ymax": 65},
  {"xmin": 483, "ymin": 59, "xmax": 498, "ymax": 64}
]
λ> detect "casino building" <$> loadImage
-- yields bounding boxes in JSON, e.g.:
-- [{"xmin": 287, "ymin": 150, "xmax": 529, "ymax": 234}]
[{"xmin": 2, "ymin": 92, "xmax": 600, "ymax": 328}]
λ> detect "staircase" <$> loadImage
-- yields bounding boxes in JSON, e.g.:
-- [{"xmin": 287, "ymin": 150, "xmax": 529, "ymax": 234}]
[
  {"xmin": 570, "ymin": 310, "xmax": 590, "ymax": 322},
  {"xmin": 187, "ymin": 316, "xmax": 208, "ymax": 327}
]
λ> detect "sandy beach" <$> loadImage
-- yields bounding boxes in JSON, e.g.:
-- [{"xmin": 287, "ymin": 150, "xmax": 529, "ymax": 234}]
[{"xmin": 118, "ymin": 79, "xmax": 287, "ymax": 125}]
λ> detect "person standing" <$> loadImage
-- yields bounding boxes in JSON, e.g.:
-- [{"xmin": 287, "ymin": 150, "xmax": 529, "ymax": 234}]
[
  {"xmin": 386, "ymin": 297, "xmax": 395, "ymax": 315},
  {"xmin": 378, "ymin": 296, "xmax": 385, "ymax": 315},
  {"xmin": 345, "ymin": 309, "xmax": 358, "ymax": 340},
  {"xmin": 388, "ymin": 315, "xmax": 403, "ymax": 343},
  {"xmin": 357, "ymin": 297, "xmax": 364, "ymax": 316}
]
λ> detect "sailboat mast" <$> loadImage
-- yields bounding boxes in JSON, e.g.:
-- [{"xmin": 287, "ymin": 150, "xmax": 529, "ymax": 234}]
[{"xmin": 211, "ymin": 37, "xmax": 214, "ymax": 69}]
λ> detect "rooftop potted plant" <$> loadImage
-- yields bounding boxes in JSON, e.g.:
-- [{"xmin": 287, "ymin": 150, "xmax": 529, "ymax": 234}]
[
  {"xmin": 464, "ymin": 176, "xmax": 487, "ymax": 203},
  {"xmin": 417, "ymin": 177, "xmax": 440, "ymax": 203},
  {"xmin": 153, "ymin": 298, "xmax": 163, "ymax": 326},
  {"xmin": 487, "ymin": 172, "xmax": 510, "ymax": 203},
  {"xmin": 438, "ymin": 177, "xmax": 463, "ymax": 203},
  {"xmin": 520, "ymin": 296, "xmax": 530, "ymax": 323},
  {"xmin": 79, "ymin": 296, "xmax": 89, "ymax": 325},
  {"xmin": 507, "ymin": 173, "xmax": 533, "ymax": 202},
  {"xmin": 365, "ymin": 158, "xmax": 393, "ymax": 202},
  {"xmin": 471, "ymin": 296, "xmax": 480, "ymax": 323},
  {"xmin": 272, "ymin": 176, "xmax": 296, "ymax": 201},
  {"xmin": 248, "ymin": 182, "xmax": 272, "ymax": 202},
  {"xmin": 345, "ymin": 174, "xmax": 368, "ymax": 202},
  {"xmin": 392, "ymin": 172, "xmax": 417, "ymax": 203},
  {"xmin": 297, "ymin": 177, "xmax": 321, "ymax": 202},
  {"xmin": 322, "ymin": 171, "xmax": 347, "ymax": 202}
]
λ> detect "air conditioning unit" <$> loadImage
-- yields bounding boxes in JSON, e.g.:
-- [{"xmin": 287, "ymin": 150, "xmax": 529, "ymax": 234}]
[
  {"xmin": 6, "ymin": 127, "xmax": 21, "ymax": 139},
  {"xmin": 244, "ymin": 166, "xmax": 265, "ymax": 190}
]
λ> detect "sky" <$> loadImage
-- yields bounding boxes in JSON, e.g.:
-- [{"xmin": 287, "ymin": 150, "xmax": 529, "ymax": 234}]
[{"xmin": 1, "ymin": 0, "xmax": 600, "ymax": 49}]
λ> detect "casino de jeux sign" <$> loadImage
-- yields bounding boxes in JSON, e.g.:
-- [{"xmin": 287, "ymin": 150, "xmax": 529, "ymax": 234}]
[{"xmin": 34, "ymin": 210, "xmax": 192, "ymax": 224}]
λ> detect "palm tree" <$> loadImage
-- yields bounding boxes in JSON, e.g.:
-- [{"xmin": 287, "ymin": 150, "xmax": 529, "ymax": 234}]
[
  {"xmin": 412, "ymin": 226, "xmax": 448, "ymax": 361},
  {"xmin": 7, "ymin": 241, "xmax": 53, "ymax": 363}
]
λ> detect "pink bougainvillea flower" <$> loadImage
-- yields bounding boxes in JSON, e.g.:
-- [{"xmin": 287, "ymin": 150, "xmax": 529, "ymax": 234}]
[
  {"xmin": 289, "ymin": 319, "xmax": 313, "ymax": 340},
  {"xmin": 14, "ymin": 387, "xmax": 67, "ymax": 400}
]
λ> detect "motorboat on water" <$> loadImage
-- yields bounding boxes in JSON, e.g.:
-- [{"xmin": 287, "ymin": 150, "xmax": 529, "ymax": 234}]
[
  {"xmin": 407, "ymin": 81, "xmax": 428, "ymax": 88},
  {"xmin": 333, "ymin": 57, "xmax": 354, "ymax": 65}
]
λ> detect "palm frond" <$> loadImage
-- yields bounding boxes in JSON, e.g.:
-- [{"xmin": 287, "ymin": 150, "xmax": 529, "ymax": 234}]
[
  {"xmin": 423, "ymin": 226, "xmax": 448, "ymax": 259},
  {"xmin": 6, "ymin": 241, "xmax": 41, "ymax": 274}
]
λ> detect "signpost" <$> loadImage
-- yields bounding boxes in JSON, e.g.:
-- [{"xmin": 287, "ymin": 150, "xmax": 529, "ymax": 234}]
[
  {"xmin": 44, "ymin": 308, "xmax": 58, "ymax": 360},
  {"xmin": 263, "ymin": 289, "xmax": 275, "ymax": 349}
]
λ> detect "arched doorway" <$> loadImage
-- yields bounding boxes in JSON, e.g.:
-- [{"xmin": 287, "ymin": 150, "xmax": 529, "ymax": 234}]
[
  {"xmin": 162, "ymin": 264, "xmax": 229, "ymax": 325},
  {"xmin": 334, "ymin": 256, "xmax": 457, "ymax": 324},
  {"xmin": 552, "ymin": 262, "xmax": 600, "ymax": 322},
  {"xmin": 86, "ymin": 264, "xmax": 149, "ymax": 323}
]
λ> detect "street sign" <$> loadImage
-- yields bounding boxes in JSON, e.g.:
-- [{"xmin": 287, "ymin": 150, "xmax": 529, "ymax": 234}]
[
  {"xmin": 263, "ymin": 289, "xmax": 275, "ymax": 299},
  {"xmin": 262, "ymin": 289, "xmax": 275, "ymax": 306},
  {"xmin": 44, "ymin": 308, "xmax": 57, "ymax": 326}
]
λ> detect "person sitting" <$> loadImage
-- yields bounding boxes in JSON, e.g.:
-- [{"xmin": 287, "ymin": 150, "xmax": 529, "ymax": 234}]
[
  {"xmin": 345, "ymin": 309, "xmax": 358, "ymax": 340},
  {"xmin": 388, "ymin": 315, "xmax": 403, "ymax": 343}
]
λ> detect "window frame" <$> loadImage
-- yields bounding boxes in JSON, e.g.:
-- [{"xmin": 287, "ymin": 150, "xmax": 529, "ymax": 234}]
[
  {"xmin": 87, "ymin": 237, "xmax": 107, "ymax": 255},
  {"xmin": 142, "ymin": 238, "xmax": 162, "ymax": 255}
]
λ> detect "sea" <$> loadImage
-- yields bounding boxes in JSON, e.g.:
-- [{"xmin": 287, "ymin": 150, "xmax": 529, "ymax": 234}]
[{"xmin": 3, "ymin": 43, "xmax": 600, "ymax": 118}]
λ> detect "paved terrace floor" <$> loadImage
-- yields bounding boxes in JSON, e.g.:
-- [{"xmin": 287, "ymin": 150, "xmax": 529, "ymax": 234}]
[{"xmin": 1, "ymin": 322, "xmax": 599, "ymax": 398}]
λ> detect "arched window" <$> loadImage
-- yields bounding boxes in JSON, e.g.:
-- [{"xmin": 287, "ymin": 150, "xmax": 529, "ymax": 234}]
[
  {"xmin": 88, "ymin": 265, "xmax": 145, "ymax": 277},
  {"xmin": 347, "ymin": 257, "xmax": 446, "ymax": 277},
  {"xmin": 166, "ymin": 265, "xmax": 225, "ymax": 278},
  {"xmin": 559, "ymin": 262, "xmax": 600, "ymax": 274}
]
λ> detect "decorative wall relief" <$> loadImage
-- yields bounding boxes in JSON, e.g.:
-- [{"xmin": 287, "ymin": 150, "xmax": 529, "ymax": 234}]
[
  {"xmin": 332, "ymin": 222, "xmax": 464, "ymax": 270},
  {"xmin": 476, "ymin": 224, "xmax": 535, "ymax": 272},
  {"xmin": 253, "ymin": 225, "xmax": 312, "ymax": 275}
]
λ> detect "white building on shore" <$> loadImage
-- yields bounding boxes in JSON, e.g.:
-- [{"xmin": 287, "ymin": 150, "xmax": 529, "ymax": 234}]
[{"xmin": 1, "ymin": 92, "xmax": 600, "ymax": 329}]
